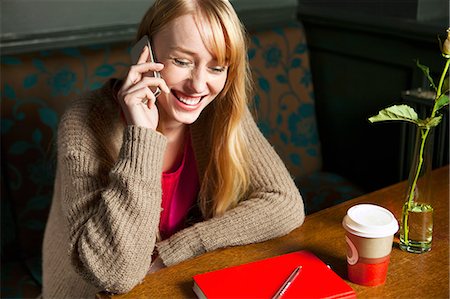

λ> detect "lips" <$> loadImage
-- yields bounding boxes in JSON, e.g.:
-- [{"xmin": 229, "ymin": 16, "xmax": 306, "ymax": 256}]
[{"xmin": 172, "ymin": 90, "xmax": 204, "ymax": 106}]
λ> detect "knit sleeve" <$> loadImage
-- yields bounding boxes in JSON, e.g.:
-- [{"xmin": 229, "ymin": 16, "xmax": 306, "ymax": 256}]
[
  {"xmin": 59, "ymin": 106, "xmax": 167, "ymax": 293},
  {"xmin": 157, "ymin": 108, "xmax": 305, "ymax": 266}
]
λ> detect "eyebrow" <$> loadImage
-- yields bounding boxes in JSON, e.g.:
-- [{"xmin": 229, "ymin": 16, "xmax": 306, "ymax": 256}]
[
  {"xmin": 169, "ymin": 46, "xmax": 197, "ymax": 57},
  {"xmin": 169, "ymin": 45, "xmax": 224, "ymax": 64}
]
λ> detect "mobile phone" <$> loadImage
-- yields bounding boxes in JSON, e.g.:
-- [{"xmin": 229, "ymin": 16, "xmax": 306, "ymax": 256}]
[{"xmin": 130, "ymin": 35, "xmax": 161, "ymax": 98}]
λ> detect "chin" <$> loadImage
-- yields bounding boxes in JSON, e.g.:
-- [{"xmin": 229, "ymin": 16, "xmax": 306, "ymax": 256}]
[{"xmin": 172, "ymin": 110, "xmax": 203, "ymax": 125}]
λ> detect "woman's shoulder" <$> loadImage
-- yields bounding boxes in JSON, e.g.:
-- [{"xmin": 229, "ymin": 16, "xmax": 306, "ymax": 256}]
[
  {"xmin": 58, "ymin": 79, "xmax": 122, "ymax": 148},
  {"xmin": 62, "ymin": 79, "xmax": 118, "ymax": 123}
]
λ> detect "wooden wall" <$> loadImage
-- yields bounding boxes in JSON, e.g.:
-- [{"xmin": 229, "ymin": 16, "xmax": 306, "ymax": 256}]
[{"xmin": 297, "ymin": 6, "xmax": 448, "ymax": 192}]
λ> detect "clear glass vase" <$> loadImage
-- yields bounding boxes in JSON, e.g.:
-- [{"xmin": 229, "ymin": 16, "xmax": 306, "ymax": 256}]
[{"xmin": 399, "ymin": 127, "xmax": 434, "ymax": 253}]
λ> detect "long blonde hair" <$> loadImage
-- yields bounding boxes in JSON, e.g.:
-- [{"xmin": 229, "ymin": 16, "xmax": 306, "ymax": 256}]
[{"xmin": 137, "ymin": 0, "xmax": 253, "ymax": 219}]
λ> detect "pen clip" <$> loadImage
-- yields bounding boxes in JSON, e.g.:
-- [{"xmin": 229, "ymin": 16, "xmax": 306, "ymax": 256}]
[{"xmin": 271, "ymin": 266, "xmax": 302, "ymax": 299}]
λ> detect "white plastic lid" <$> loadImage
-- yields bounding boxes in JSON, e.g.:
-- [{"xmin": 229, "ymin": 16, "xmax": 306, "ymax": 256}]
[{"xmin": 342, "ymin": 204, "xmax": 399, "ymax": 238}]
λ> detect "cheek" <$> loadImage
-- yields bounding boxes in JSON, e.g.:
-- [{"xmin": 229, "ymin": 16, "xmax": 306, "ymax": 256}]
[
  {"xmin": 211, "ymin": 75, "xmax": 227, "ymax": 94},
  {"xmin": 160, "ymin": 65, "xmax": 188, "ymax": 86}
]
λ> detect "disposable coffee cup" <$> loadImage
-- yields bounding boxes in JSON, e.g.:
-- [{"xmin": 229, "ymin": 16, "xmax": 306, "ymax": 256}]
[{"xmin": 342, "ymin": 204, "xmax": 398, "ymax": 286}]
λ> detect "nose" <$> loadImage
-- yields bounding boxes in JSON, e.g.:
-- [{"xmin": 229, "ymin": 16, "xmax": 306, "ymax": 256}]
[{"xmin": 188, "ymin": 67, "xmax": 207, "ymax": 93}]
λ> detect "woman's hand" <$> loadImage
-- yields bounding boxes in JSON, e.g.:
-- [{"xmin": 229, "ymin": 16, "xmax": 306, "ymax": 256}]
[{"xmin": 117, "ymin": 46, "xmax": 170, "ymax": 130}]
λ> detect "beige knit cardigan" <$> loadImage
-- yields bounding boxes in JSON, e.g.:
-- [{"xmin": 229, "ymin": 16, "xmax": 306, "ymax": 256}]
[{"xmin": 42, "ymin": 79, "xmax": 304, "ymax": 298}]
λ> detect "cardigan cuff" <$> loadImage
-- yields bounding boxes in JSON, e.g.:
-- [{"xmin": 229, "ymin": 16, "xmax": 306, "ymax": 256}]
[
  {"xmin": 114, "ymin": 126, "xmax": 167, "ymax": 179},
  {"xmin": 156, "ymin": 226, "xmax": 205, "ymax": 266}
]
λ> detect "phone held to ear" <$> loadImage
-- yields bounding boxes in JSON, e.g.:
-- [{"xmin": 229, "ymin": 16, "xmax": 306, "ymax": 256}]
[{"xmin": 130, "ymin": 35, "xmax": 161, "ymax": 98}]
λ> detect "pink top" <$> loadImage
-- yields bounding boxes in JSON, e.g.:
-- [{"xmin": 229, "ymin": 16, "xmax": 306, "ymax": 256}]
[{"xmin": 159, "ymin": 133, "xmax": 200, "ymax": 240}]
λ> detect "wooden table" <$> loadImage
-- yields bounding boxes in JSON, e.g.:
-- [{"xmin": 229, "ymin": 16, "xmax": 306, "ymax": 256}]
[{"xmin": 98, "ymin": 165, "xmax": 449, "ymax": 299}]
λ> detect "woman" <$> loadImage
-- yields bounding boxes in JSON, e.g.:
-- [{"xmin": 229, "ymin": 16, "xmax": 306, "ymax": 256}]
[{"xmin": 42, "ymin": 0, "xmax": 304, "ymax": 297}]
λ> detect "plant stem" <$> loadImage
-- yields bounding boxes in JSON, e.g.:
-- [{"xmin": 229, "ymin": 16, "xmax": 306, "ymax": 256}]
[
  {"xmin": 403, "ymin": 127, "xmax": 429, "ymax": 244},
  {"xmin": 402, "ymin": 57, "xmax": 449, "ymax": 246},
  {"xmin": 435, "ymin": 58, "xmax": 450, "ymax": 104}
]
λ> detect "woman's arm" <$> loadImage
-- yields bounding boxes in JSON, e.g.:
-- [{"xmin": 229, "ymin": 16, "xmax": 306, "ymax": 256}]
[
  {"xmin": 157, "ymin": 109, "xmax": 305, "ymax": 266},
  {"xmin": 59, "ymin": 97, "xmax": 167, "ymax": 293}
]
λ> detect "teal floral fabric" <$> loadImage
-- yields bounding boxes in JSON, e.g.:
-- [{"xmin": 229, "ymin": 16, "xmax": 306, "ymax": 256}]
[
  {"xmin": 247, "ymin": 25, "xmax": 363, "ymax": 212},
  {"xmin": 248, "ymin": 25, "xmax": 321, "ymax": 179},
  {"xmin": 296, "ymin": 172, "xmax": 364, "ymax": 214},
  {"xmin": 1, "ymin": 42, "xmax": 131, "ymax": 298}
]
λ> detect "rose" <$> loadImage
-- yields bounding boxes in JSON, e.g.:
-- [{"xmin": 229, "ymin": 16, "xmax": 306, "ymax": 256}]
[{"xmin": 441, "ymin": 28, "xmax": 450, "ymax": 57}]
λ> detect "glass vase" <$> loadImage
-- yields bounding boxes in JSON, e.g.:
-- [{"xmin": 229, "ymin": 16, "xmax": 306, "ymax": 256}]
[{"xmin": 399, "ymin": 126, "xmax": 434, "ymax": 253}]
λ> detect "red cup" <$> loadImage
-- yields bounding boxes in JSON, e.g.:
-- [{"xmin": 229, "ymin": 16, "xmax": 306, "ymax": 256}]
[
  {"xmin": 343, "ymin": 204, "xmax": 398, "ymax": 286},
  {"xmin": 347, "ymin": 255, "xmax": 390, "ymax": 286}
]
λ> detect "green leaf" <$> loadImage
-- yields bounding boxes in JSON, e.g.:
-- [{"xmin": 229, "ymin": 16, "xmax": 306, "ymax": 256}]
[
  {"xmin": 368, "ymin": 105, "xmax": 419, "ymax": 125},
  {"xmin": 416, "ymin": 60, "xmax": 436, "ymax": 91},
  {"xmin": 442, "ymin": 77, "xmax": 449, "ymax": 93},
  {"xmin": 418, "ymin": 116, "xmax": 442, "ymax": 128},
  {"xmin": 435, "ymin": 94, "xmax": 449, "ymax": 111}
]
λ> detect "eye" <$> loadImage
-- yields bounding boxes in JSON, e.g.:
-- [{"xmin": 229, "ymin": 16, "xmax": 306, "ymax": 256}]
[
  {"xmin": 172, "ymin": 58, "xmax": 192, "ymax": 67},
  {"xmin": 209, "ymin": 66, "xmax": 228, "ymax": 73}
]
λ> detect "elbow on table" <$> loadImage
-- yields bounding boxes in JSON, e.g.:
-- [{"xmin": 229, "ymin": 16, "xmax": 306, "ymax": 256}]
[
  {"xmin": 75, "ymin": 261, "xmax": 146, "ymax": 294},
  {"xmin": 270, "ymin": 191, "xmax": 305, "ymax": 238},
  {"xmin": 100, "ymin": 277, "xmax": 142, "ymax": 295},
  {"xmin": 71, "ymin": 248, "xmax": 149, "ymax": 294},
  {"xmin": 287, "ymin": 193, "xmax": 305, "ymax": 231}
]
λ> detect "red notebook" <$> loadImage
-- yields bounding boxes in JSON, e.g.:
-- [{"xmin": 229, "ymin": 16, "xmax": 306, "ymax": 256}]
[{"xmin": 192, "ymin": 250, "xmax": 356, "ymax": 299}]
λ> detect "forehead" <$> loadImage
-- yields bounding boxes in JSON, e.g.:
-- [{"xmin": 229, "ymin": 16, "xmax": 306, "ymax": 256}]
[
  {"xmin": 159, "ymin": 15, "xmax": 197, "ymax": 40},
  {"xmin": 154, "ymin": 13, "xmax": 226, "ymax": 61}
]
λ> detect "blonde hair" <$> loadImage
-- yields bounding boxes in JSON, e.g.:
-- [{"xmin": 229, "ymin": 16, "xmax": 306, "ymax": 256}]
[{"xmin": 137, "ymin": 0, "xmax": 252, "ymax": 218}]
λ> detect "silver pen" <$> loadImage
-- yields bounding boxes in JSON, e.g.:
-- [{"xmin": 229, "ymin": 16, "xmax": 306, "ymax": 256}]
[{"xmin": 271, "ymin": 266, "xmax": 302, "ymax": 299}]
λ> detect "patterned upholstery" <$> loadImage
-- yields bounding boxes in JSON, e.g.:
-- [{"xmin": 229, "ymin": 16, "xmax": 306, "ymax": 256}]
[
  {"xmin": 1, "ymin": 43, "xmax": 131, "ymax": 298},
  {"xmin": 248, "ymin": 26, "xmax": 320, "ymax": 178},
  {"xmin": 247, "ymin": 25, "xmax": 363, "ymax": 213},
  {"xmin": 1, "ymin": 23, "xmax": 362, "ymax": 298}
]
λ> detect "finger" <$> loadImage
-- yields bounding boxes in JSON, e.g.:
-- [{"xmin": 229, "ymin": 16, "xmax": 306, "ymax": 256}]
[
  {"xmin": 121, "ymin": 62, "xmax": 163, "ymax": 92},
  {"xmin": 143, "ymin": 87, "xmax": 156, "ymax": 107},
  {"xmin": 135, "ymin": 62, "xmax": 164, "ymax": 73},
  {"xmin": 127, "ymin": 76, "xmax": 170, "ymax": 95},
  {"xmin": 137, "ymin": 45, "xmax": 149, "ymax": 64},
  {"xmin": 124, "ymin": 62, "xmax": 165, "ymax": 88},
  {"xmin": 145, "ymin": 88, "xmax": 157, "ymax": 109},
  {"xmin": 122, "ymin": 86, "xmax": 155, "ymax": 107}
]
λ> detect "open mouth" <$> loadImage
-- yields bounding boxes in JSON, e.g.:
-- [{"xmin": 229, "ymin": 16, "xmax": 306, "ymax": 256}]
[{"xmin": 172, "ymin": 90, "xmax": 204, "ymax": 106}]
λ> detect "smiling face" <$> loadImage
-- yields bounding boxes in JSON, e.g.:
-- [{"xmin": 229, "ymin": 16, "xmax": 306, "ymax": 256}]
[{"xmin": 152, "ymin": 14, "xmax": 228, "ymax": 127}]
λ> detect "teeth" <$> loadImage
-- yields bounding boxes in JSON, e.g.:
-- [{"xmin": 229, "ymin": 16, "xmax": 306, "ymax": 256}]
[{"xmin": 178, "ymin": 96, "xmax": 201, "ymax": 105}]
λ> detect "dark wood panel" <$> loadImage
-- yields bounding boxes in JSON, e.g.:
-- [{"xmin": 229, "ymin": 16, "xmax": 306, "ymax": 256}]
[
  {"xmin": 311, "ymin": 52, "xmax": 410, "ymax": 190},
  {"xmin": 298, "ymin": 10, "xmax": 446, "ymax": 191}
]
